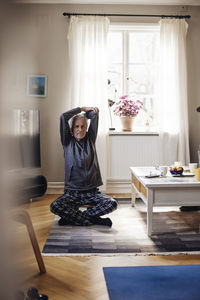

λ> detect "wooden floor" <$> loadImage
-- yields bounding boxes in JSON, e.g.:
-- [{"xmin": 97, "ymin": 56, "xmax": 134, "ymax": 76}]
[{"xmin": 14, "ymin": 194, "xmax": 200, "ymax": 300}]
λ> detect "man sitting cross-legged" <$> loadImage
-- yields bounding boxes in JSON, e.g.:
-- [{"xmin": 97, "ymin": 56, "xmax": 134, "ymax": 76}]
[{"xmin": 50, "ymin": 107, "xmax": 117, "ymax": 227}]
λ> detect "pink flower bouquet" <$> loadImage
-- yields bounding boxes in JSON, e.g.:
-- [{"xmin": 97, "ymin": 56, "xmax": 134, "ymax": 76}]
[{"xmin": 113, "ymin": 95, "xmax": 143, "ymax": 117}]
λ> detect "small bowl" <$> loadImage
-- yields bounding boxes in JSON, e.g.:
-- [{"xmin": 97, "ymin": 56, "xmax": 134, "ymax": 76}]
[{"xmin": 170, "ymin": 168, "xmax": 184, "ymax": 176}]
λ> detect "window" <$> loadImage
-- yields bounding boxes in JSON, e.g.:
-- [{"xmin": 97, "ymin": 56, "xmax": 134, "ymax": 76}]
[{"xmin": 107, "ymin": 24, "xmax": 160, "ymax": 130}]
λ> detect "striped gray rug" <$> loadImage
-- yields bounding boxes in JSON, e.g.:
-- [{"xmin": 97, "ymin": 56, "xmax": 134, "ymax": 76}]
[{"xmin": 42, "ymin": 199, "xmax": 200, "ymax": 256}]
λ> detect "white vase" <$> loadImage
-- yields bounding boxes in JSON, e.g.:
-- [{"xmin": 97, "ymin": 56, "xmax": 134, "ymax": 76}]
[{"xmin": 120, "ymin": 116, "xmax": 135, "ymax": 131}]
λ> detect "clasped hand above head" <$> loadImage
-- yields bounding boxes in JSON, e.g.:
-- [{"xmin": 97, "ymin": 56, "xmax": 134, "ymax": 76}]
[{"xmin": 81, "ymin": 107, "xmax": 99, "ymax": 113}]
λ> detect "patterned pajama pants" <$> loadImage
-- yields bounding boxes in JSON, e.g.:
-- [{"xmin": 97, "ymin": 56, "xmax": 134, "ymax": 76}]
[{"xmin": 50, "ymin": 188, "xmax": 118, "ymax": 226}]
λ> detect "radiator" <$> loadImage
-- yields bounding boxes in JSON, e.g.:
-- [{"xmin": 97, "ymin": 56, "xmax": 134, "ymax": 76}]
[{"xmin": 107, "ymin": 133, "xmax": 160, "ymax": 193}]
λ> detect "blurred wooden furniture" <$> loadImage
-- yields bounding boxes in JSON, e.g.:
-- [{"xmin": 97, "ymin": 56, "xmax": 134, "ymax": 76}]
[{"xmin": 12, "ymin": 208, "xmax": 46, "ymax": 274}]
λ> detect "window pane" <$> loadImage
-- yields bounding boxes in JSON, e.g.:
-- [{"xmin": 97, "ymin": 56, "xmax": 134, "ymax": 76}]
[
  {"xmin": 107, "ymin": 26, "xmax": 160, "ymax": 131},
  {"xmin": 107, "ymin": 32, "xmax": 123, "ymax": 63},
  {"xmin": 129, "ymin": 64, "xmax": 157, "ymax": 95},
  {"xmin": 108, "ymin": 64, "xmax": 123, "ymax": 100},
  {"xmin": 129, "ymin": 32, "xmax": 159, "ymax": 64}
]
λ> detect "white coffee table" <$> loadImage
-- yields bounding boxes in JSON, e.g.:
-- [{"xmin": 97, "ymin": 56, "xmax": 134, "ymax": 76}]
[{"xmin": 130, "ymin": 167, "xmax": 200, "ymax": 236}]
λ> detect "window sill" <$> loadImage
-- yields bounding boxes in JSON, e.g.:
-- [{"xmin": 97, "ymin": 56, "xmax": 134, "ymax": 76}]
[{"xmin": 108, "ymin": 130, "xmax": 159, "ymax": 136}]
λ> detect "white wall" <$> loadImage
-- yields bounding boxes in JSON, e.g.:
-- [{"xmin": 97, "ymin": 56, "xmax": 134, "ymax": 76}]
[{"xmin": 1, "ymin": 3, "xmax": 200, "ymax": 184}]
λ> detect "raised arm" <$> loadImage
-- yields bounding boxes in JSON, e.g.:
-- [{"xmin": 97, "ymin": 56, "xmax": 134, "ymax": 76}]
[
  {"xmin": 81, "ymin": 107, "xmax": 99, "ymax": 143},
  {"xmin": 60, "ymin": 107, "xmax": 81, "ymax": 145}
]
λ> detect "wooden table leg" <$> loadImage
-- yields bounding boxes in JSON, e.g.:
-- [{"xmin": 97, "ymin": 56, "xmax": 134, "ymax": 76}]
[
  {"xmin": 131, "ymin": 183, "xmax": 137, "ymax": 207},
  {"xmin": 12, "ymin": 208, "xmax": 46, "ymax": 274},
  {"xmin": 147, "ymin": 189, "xmax": 153, "ymax": 237}
]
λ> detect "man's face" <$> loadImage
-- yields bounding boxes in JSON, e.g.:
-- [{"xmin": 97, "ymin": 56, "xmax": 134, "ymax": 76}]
[{"xmin": 73, "ymin": 119, "xmax": 87, "ymax": 141}]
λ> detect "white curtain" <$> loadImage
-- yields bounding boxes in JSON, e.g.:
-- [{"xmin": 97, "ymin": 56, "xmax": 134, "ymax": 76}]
[
  {"xmin": 158, "ymin": 18, "xmax": 190, "ymax": 165},
  {"xmin": 67, "ymin": 16, "xmax": 110, "ymax": 191}
]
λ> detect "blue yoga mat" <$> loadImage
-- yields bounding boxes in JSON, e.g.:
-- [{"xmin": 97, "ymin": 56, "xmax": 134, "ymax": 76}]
[{"xmin": 103, "ymin": 265, "xmax": 200, "ymax": 300}]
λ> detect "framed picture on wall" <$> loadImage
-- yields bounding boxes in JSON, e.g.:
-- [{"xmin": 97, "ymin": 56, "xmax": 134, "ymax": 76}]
[{"xmin": 27, "ymin": 75, "xmax": 47, "ymax": 97}]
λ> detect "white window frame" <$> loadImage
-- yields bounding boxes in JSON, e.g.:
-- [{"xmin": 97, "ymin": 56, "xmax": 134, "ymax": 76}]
[{"xmin": 108, "ymin": 23, "xmax": 160, "ymax": 131}]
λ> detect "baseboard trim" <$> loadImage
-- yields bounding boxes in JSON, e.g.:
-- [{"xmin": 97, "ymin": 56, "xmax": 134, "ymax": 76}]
[
  {"xmin": 106, "ymin": 179, "xmax": 131, "ymax": 193},
  {"xmin": 46, "ymin": 182, "xmax": 64, "ymax": 194},
  {"xmin": 47, "ymin": 180, "xmax": 131, "ymax": 194}
]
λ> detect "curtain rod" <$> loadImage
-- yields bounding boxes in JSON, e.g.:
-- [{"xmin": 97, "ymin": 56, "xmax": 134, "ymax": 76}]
[{"xmin": 63, "ymin": 12, "xmax": 191, "ymax": 19}]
